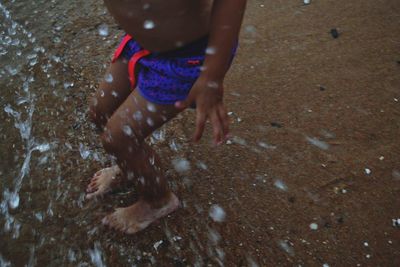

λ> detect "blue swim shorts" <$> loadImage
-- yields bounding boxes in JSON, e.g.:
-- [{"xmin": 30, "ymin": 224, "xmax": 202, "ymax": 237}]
[{"xmin": 112, "ymin": 34, "xmax": 237, "ymax": 105}]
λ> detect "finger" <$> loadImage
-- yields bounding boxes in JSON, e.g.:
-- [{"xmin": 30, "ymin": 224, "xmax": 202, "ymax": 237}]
[
  {"xmin": 174, "ymin": 100, "xmax": 188, "ymax": 109},
  {"xmin": 193, "ymin": 111, "xmax": 206, "ymax": 142},
  {"xmin": 218, "ymin": 105, "xmax": 229, "ymax": 139},
  {"xmin": 210, "ymin": 112, "xmax": 223, "ymax": 145}
]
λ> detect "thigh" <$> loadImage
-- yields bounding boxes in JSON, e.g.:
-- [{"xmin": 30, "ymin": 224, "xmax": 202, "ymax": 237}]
[
  {"xmin": 105, "ymin": 89, "xmax": 182, "ymax": 143},
  {"xmin": 90, "ymin": 58, "xmax": 132, "ymax": 121}
]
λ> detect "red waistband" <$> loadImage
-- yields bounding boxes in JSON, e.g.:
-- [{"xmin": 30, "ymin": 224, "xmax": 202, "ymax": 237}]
[
  {"xmin": 128, "ymin": 49, "xmax": 150, "ymax": 88},
  {"xmin": 112, "ymin": 35, "xmax": 133, "ymax": 63},
  {"xmin": 112, "ymin": 35, "xmax": 151, "ymax": 88}
]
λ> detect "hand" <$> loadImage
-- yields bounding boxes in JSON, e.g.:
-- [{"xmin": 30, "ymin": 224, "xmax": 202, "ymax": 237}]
[{"xmin": 175, "ymin": 77, "xmax": 229, "ymax": 145}]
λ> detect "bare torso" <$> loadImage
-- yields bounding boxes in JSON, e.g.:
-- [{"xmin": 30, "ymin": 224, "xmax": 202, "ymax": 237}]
[{"xmin": 104, "ymin": 0, "xmax": 213, "ymax": 52}]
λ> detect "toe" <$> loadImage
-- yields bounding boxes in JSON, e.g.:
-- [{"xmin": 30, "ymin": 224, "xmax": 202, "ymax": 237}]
[
  {"xmin": 86, "ymin": 182, "xmax": 98, "ymax": 193},
  {"xmin": 102, "ymin": 214, "xmax": 111, "ymax": 225},
  {"xmin": 86, "ymin": 192, "xmax": 96, "ymax": 199},
  {"xmin": 94, "ymin": 170, "xmax": 103, "ymax": 177}
]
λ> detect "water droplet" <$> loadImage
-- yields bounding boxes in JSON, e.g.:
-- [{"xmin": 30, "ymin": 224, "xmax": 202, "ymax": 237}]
[
  {"xmin": 63, "ymin": 81, "xmax": 74, "ymax": 89},
  {"xmin": 143, "ymin": 20, "xmax": 155, "ymax": 30},
  {"xmin": 52, "ymin": 36, "xmax": 61, "ymax": 43},
  {"xmin": 133, "ymin": 111, "xmax": 143, "ymax": 121},
  {"xmin": 98, "ymin": 24, "xmax": 109, "ymax": 36},
  {"xmin": 175, "ymin": 41, "xmax": 184, "ymax": 48},
  {"xmin": 172, "ymin": 158, "xmax": 190, "ymax": 173},
  {"xmin": 305, "ymin": 136, "xmax": 329, "ymax": 150},
  {"xmin": 79, "ymin": 143, "xmax": 90, "ymax": 159},
  {"xmin": 111, "ymin": 90, "xmax": 118, "ymax": 98},
  {"xmin": 258, "ymin": 142, "xmax": 276, "ymax": 150},
  {"xmin": 196, "ymin": 161, "xmax": 208, "ymax": 170},
  {"xmin": 153, "ymin": 240, "xmax": 163, "ymax": 251},
  {"xmin": 146, "ymin": 117, "xmax": 154, "ymax": 126},
  {"xmin": 104, "ymin": 73, "xmax": 113, "ymax": 83},
  {"xmin": 143, "ymin": 3, "xmax": 151, "ymax": 10},
  {"xmin": 122, "ymin": 125, "xmax": 133, "ymax": 136},
  {"xmin": 274, "ymin": 179, "xmax": 288, "ymax": 191},
  {"xmin": 208, "ymin": 228, "xmax": 221, "ymax": 244},
  {"xmin": 146, "ymin": 103, "xmax": 156, "ymax": 112},
  {"xmin": 34, "ymin": 143, "xmax": 50, "ymax": 152},
  {"xmin": 205, "ymin": 46, "xmax": 216, "ymax": 55},
  {"xmin": 35, "ymin": 212, "xmax": 44, "ymax": 222},
  {"xmin": 278, "ymin": 240, "xmax": 294, "ymax": 256},
  {"xmin": 207, "ymin": 81, "xmax": 219, "ymax": 89},
  {"xmin": 209, "ymin": 204, "xmax": 226, "ymax": 222},
  {"xmin": 309, "ymin": 223, "xmax": 318, "ymax": 230},
  {"xmin": 8, "ymin": 192, "xmax": 19, "ymax": 209}
]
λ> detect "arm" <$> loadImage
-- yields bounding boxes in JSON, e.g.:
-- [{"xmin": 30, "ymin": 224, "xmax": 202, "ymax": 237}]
[{"xmin": 176, "ymin": 0, "xmax": 247, "ymax": 145}]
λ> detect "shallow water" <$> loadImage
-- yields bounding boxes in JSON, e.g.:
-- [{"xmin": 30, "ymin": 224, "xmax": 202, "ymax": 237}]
[{"xmin": 0, "ymin": 1, "xmax": 240, "ymax": 265}]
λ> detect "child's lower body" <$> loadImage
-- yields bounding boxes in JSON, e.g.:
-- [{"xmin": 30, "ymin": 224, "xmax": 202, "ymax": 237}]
[{"xmin": 86, "ymin": 35, "xmax": 210, "ymax": 234}]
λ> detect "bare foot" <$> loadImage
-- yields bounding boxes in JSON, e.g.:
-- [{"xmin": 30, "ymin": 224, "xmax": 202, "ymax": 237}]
[
  {"xmin": 102, "ymin": 193, "xmax": 179, "ymax": 234},
  {"xmin": 86, "ymin": 165, "xmax": 123, "ymax": 199}
]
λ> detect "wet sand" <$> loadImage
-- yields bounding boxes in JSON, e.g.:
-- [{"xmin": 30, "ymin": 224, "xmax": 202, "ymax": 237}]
[{"xmin": 1, "ymin": 0, "xmax": 400, "ymax": 266}]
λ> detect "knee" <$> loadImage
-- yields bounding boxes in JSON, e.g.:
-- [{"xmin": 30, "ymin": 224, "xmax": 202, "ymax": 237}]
[{"xmin": 100, "ymin": 122, "xmax": 145, "ymax": 156}]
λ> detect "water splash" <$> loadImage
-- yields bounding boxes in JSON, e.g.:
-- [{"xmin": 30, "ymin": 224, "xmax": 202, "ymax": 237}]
[
  {"xmin": 0, "ymin": 253, "xmax": 11, "ymax": 267},
  {"xmin": 88, "ymin": 242, "xmax": 106, "ymax": 267}
]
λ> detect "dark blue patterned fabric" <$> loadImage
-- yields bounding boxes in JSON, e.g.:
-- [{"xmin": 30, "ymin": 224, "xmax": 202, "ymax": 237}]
[{"xmin": 118, "ymin": 36, "xmax": 236, "ymax": 105}]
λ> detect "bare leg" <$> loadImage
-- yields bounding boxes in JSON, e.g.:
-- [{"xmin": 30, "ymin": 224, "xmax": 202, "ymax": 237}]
[
  {"xmin": 88, "ymin": 58, "xmax": 131, "ymax": 129},
  {"xmin": 87, "ymin": 58, "xmax": 132, "ymax": 196},
  {"xmin": 101, "ymin": 89, "xmax": 181, "ymax": 234}
]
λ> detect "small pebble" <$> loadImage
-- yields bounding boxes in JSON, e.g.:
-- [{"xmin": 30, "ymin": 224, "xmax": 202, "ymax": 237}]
[
  {"xmin": 365, "ymin": 168, "xmax": 371, "ymax": 175},
  {"xmin": 330, "ymin": 28, "xmax": 339, "ymax": 39},
  {"xmin": 304, "ymin": 0, "xmax": 311, "ymax": 5},
  {"xmin": 363, "ymin": 242, "xmax": 369, "ymax": 247},
  {"xmin": 270, "ymin": 122, "xmax": 282, "ymax": 128}
]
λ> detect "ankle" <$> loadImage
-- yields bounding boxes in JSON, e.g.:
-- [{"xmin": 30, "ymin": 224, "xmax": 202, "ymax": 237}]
[{"xmin": 143, "ymin": 191, "xmax": 173, "ymax": 209}]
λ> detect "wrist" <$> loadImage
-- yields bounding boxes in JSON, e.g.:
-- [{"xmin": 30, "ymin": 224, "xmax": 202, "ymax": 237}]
[{"xmin": 197, "ymin": 74, "xmax": 224, "ymax": 93}]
